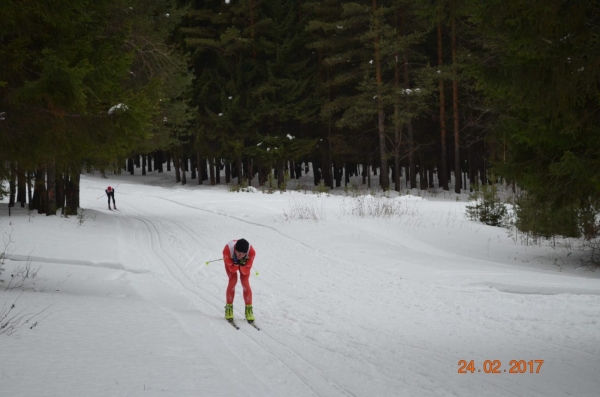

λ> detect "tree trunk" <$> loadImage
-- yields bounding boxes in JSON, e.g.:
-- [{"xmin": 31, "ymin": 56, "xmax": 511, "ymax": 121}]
[
  {"xmin": 452, "ymin": 15, "xmax": 461, "ymax": 194},
  {"xmin": 46, "ymin": 160, "xmax": 56, "ymax": 216},
  {"xmin": 258, "ymin": 161, "xmax": 267, "ymax": 186},
  {"xmin": 17, "ymin": 166, "xmax": 26, "ymax": 207},
  {"xmin": 64, "ymin": 168, "xmax": 80, "ymax": 216},
  {"xmin": 237, "ymin": 155, "xmax": 243, "ymax": 184},
  {"xmin": 181, "ymin": 146, "xmax": 187, "ymax": 185},
  {"xmin": 438, "ymin": 13, "xmax": 449, "ymax": 191},
  {"xmin": 247, "ymin": 157, "xmax": 254, "ymax": 187},
  {"xmin": 197, "ymin": 151, "xmax": 204, "ymax": 185},
  {"xmin": 181, "ymin": 158, "xmax": 187, "ymax": 186},
  {"xmin": 469, "ymin": 144, "xmax": 475, "ymax": 192},
  {"xmin": 404, "ymin": 55, "xmax": 416, "ymax": 189},
  {"xmin": 128, "ymin": 157, "xmax": 134, "ymax": 175},
  {"xmin": 373, "ymin": 0, "xmax": 389, "ymax": 191},
  {"xmin": 72, "ymin": 166, "xmax": 80, "ymax": 210},
  {"xmin": 190, "ymin": 154, "xmax": 196, "ymax": 180},
  {"xmin": 419, "ymin": 148, "xmax": 427, "ymax": 190},
  {"xmin": 313, "ymin": 157, "xmax": 322, "ymax": 186},
  {"xmin": 62, "ymin": 170, "xmax": 71, "ymax": 215},
  {"xmin": 394, "ymin": 41, "xmax": 402, "ymax": 192},
  {"xmin": 33, "ymin": 168, "xmax": 46, "ymax": 214},
  {"xmin": 8, "ymin": 162, "xmax": 16, "ymax": 207},
  {"xmin": 155, "ymin": 151, "xmax": 164, "ymax": 173},
  {"xmin": 56, "ymin": 169, "xmax": 65, "ymax": 211},
  {"xmin": 345, "ymin": 162, "xmax": 351, "ymax": 186},
  {"xmin": 27, "ymin": 172, "xmax": 33, "ymax": 210},
  {"xmin": 428, "ymin": 165, "xmax": 434, "ymax": 189},
  {"xmin": 362, "ymin": 162, "xmax": 367, "ymax": 185},
  {"xmin": 208, "ymin": 157, "xmax": 216, "ymax": 185},
  {"xmin": 174, "ymin": 149, "xmax": 181, "ymax": 183},
  {"xmin": 277, "ymin": 161, "xmax": 285, "ymax": 190},
  {"xmin": 321, "ymin": 136, "xmax": 332, "ymax": 188}
]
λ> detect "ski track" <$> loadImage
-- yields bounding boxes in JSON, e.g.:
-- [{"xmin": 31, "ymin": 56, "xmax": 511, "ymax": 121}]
[
  {"xmin": 120, "ymin": 208, "xmax": 321, "ymax": 394},
  {"xmin": 94, "ymin": 190, "xmax": 600, "ymax": 397},
  {"xmin": 113, "ymin": 194, "xmax": 515, "ymax": 396},
  {"xmin": 125, "ymin": 194, "xmax": 549, "ymax": 396},
  {"xmin": 125, "ymin": 193, "xmax": 336, "ymax": 260},
  {"xmin": 112, "ymin": 196, "xmax": 355, "ymax": 397}
]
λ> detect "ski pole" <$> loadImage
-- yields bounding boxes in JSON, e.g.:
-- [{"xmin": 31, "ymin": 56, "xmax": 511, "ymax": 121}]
[
  {"xmin": 242, "ymin": 263, "xmax": 260, "ymax": 276},
  {"xmin": 239, "ymin": 263, "xmax": 260, "ymax": 276},
  {"xmin": 205, "ymin": 258, "xmax": 254, "ymax": 266},
  {"xmin": 208, "ymin": 259, "xmax": 260, "ymax": 276}
]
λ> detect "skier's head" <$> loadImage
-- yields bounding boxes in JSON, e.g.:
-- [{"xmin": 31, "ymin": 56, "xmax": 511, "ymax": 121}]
[
  {"xmin": 234, "ymin": 239, "xmax": 249, "ymax": 255},
  {"xmin": 107, "ymin": 186, "xmax": 113, "ymax": 192}
]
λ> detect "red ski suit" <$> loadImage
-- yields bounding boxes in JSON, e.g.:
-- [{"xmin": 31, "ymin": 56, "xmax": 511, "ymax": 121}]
[{"xmin": 223, "ymin": 240, "xmax": 256, "ymax": 305}]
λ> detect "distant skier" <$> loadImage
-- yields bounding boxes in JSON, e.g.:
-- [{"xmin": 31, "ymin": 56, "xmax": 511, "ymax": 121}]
[
  {"xmin": 105, "ymin": 186, "xmax": 117, "ymax": 210},
  {"xmin": 223, "ymin": 238, "xmax": 256, "ymax": 322}
]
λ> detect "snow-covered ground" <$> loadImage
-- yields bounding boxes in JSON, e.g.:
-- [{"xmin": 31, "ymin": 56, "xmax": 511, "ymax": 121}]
[{"xmin": 1, "ymin": 170, "xmax": 599, "ymax": 397}]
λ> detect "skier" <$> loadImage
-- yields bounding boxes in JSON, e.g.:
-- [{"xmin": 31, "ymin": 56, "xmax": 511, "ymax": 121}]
[
  {"xmin": 105, "ymin": 186, "xmax": 117, "ymax": 210},
  {"xmin": 223, "ymin": 238, "xmax": 256, "ymax": 322}
]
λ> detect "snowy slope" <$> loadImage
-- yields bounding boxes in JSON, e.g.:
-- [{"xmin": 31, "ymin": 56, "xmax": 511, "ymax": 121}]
[{"xmin": 1, "ymin": 172, "xmax": 599, "ymax": 397}]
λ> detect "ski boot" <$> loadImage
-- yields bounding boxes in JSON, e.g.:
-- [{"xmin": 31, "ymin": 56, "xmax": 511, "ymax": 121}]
[
  {"xmin": 245, "ymin": 305, "xmax": 255, "ymax": 322},
  {"xmin": 108, "ymin": 204, "xmax": 112, "ymax": 210},
  {"xmin": 225, "ymin": 304, "xmax": 234, "ymax": 320}
]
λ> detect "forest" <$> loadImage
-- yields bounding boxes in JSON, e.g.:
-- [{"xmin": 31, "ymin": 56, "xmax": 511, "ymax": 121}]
[{"xmin": 1, "ymin": 0, "xmax": 599, "ymax": 242}]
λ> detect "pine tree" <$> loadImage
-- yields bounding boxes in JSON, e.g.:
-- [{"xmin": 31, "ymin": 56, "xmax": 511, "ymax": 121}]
[
  {"xmin": 389, "ymin": 0, "xmax": 434, "ymax": 190},
  {"xmin": 305, "ymin": 0, "xmax": 361, "ymax": 188},
  {"xmin": 178, "ymin": 0, "xmax": 262, "ymax": 184},
  {"xmin": 127, "ymin": 0, "xmax": 195, "ymax": 176},
  {"xmin": 464, "ymin": 0, "xmax": 600, "ymax": 238},
  {"xmin": 308, "ymin": 1, "xmax": 432, "ymax": 191},
  {"xmin": 249, "ymin": 0, "xmax": 318, "ymax": 187},
  {"xmin": 0, "ymin": 0, "xmax": 192, "ymax": 213}
]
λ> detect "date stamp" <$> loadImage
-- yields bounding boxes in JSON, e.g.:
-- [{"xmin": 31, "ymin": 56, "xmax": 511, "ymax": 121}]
[{"xmin": 458, "ymin": 360, "xmax": 544, "ymax": 374}]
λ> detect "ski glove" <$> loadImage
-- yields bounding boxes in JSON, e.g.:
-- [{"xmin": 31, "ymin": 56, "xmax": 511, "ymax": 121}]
[{"xmin": 237, "ymin": 258, "xmax": 247, "ymax": 266}]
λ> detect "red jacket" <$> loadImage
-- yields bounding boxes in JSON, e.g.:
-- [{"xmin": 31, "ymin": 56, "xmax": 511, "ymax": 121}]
[{"xmin": 223, "ymin": 240, "xmax": 255, "ymax": 276}]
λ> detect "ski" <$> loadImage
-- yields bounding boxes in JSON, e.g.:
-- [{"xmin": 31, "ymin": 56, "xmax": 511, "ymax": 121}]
[
  {"xmin": 226, "ymin": 319, "xmax": 239, "ymax": 330},
  {"xmin": 247, "ymin": 321, "xmax": 260, "ymax": 331}
]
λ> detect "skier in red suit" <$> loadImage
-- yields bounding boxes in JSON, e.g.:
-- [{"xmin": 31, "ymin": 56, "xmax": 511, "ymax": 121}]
[{"xmin": 222, "ymin": 238, "xmax": 256, "ymax": 321}]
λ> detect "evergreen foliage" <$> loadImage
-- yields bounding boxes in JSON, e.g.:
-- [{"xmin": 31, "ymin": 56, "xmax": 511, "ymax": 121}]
[
  {"xmin": 464, "ymin": 0, "xmax": 600, "ymax": 239},
  {"xmin": 1, "ymin": 0, "xmax": 598, "ymax": 254},
  {"xmin": 466, "ymin": 185, "xmax": 508, "ymax": 227},
  {"xmin": 0, "ymin": 0, "xmax": 192, "ymax": 212}
]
